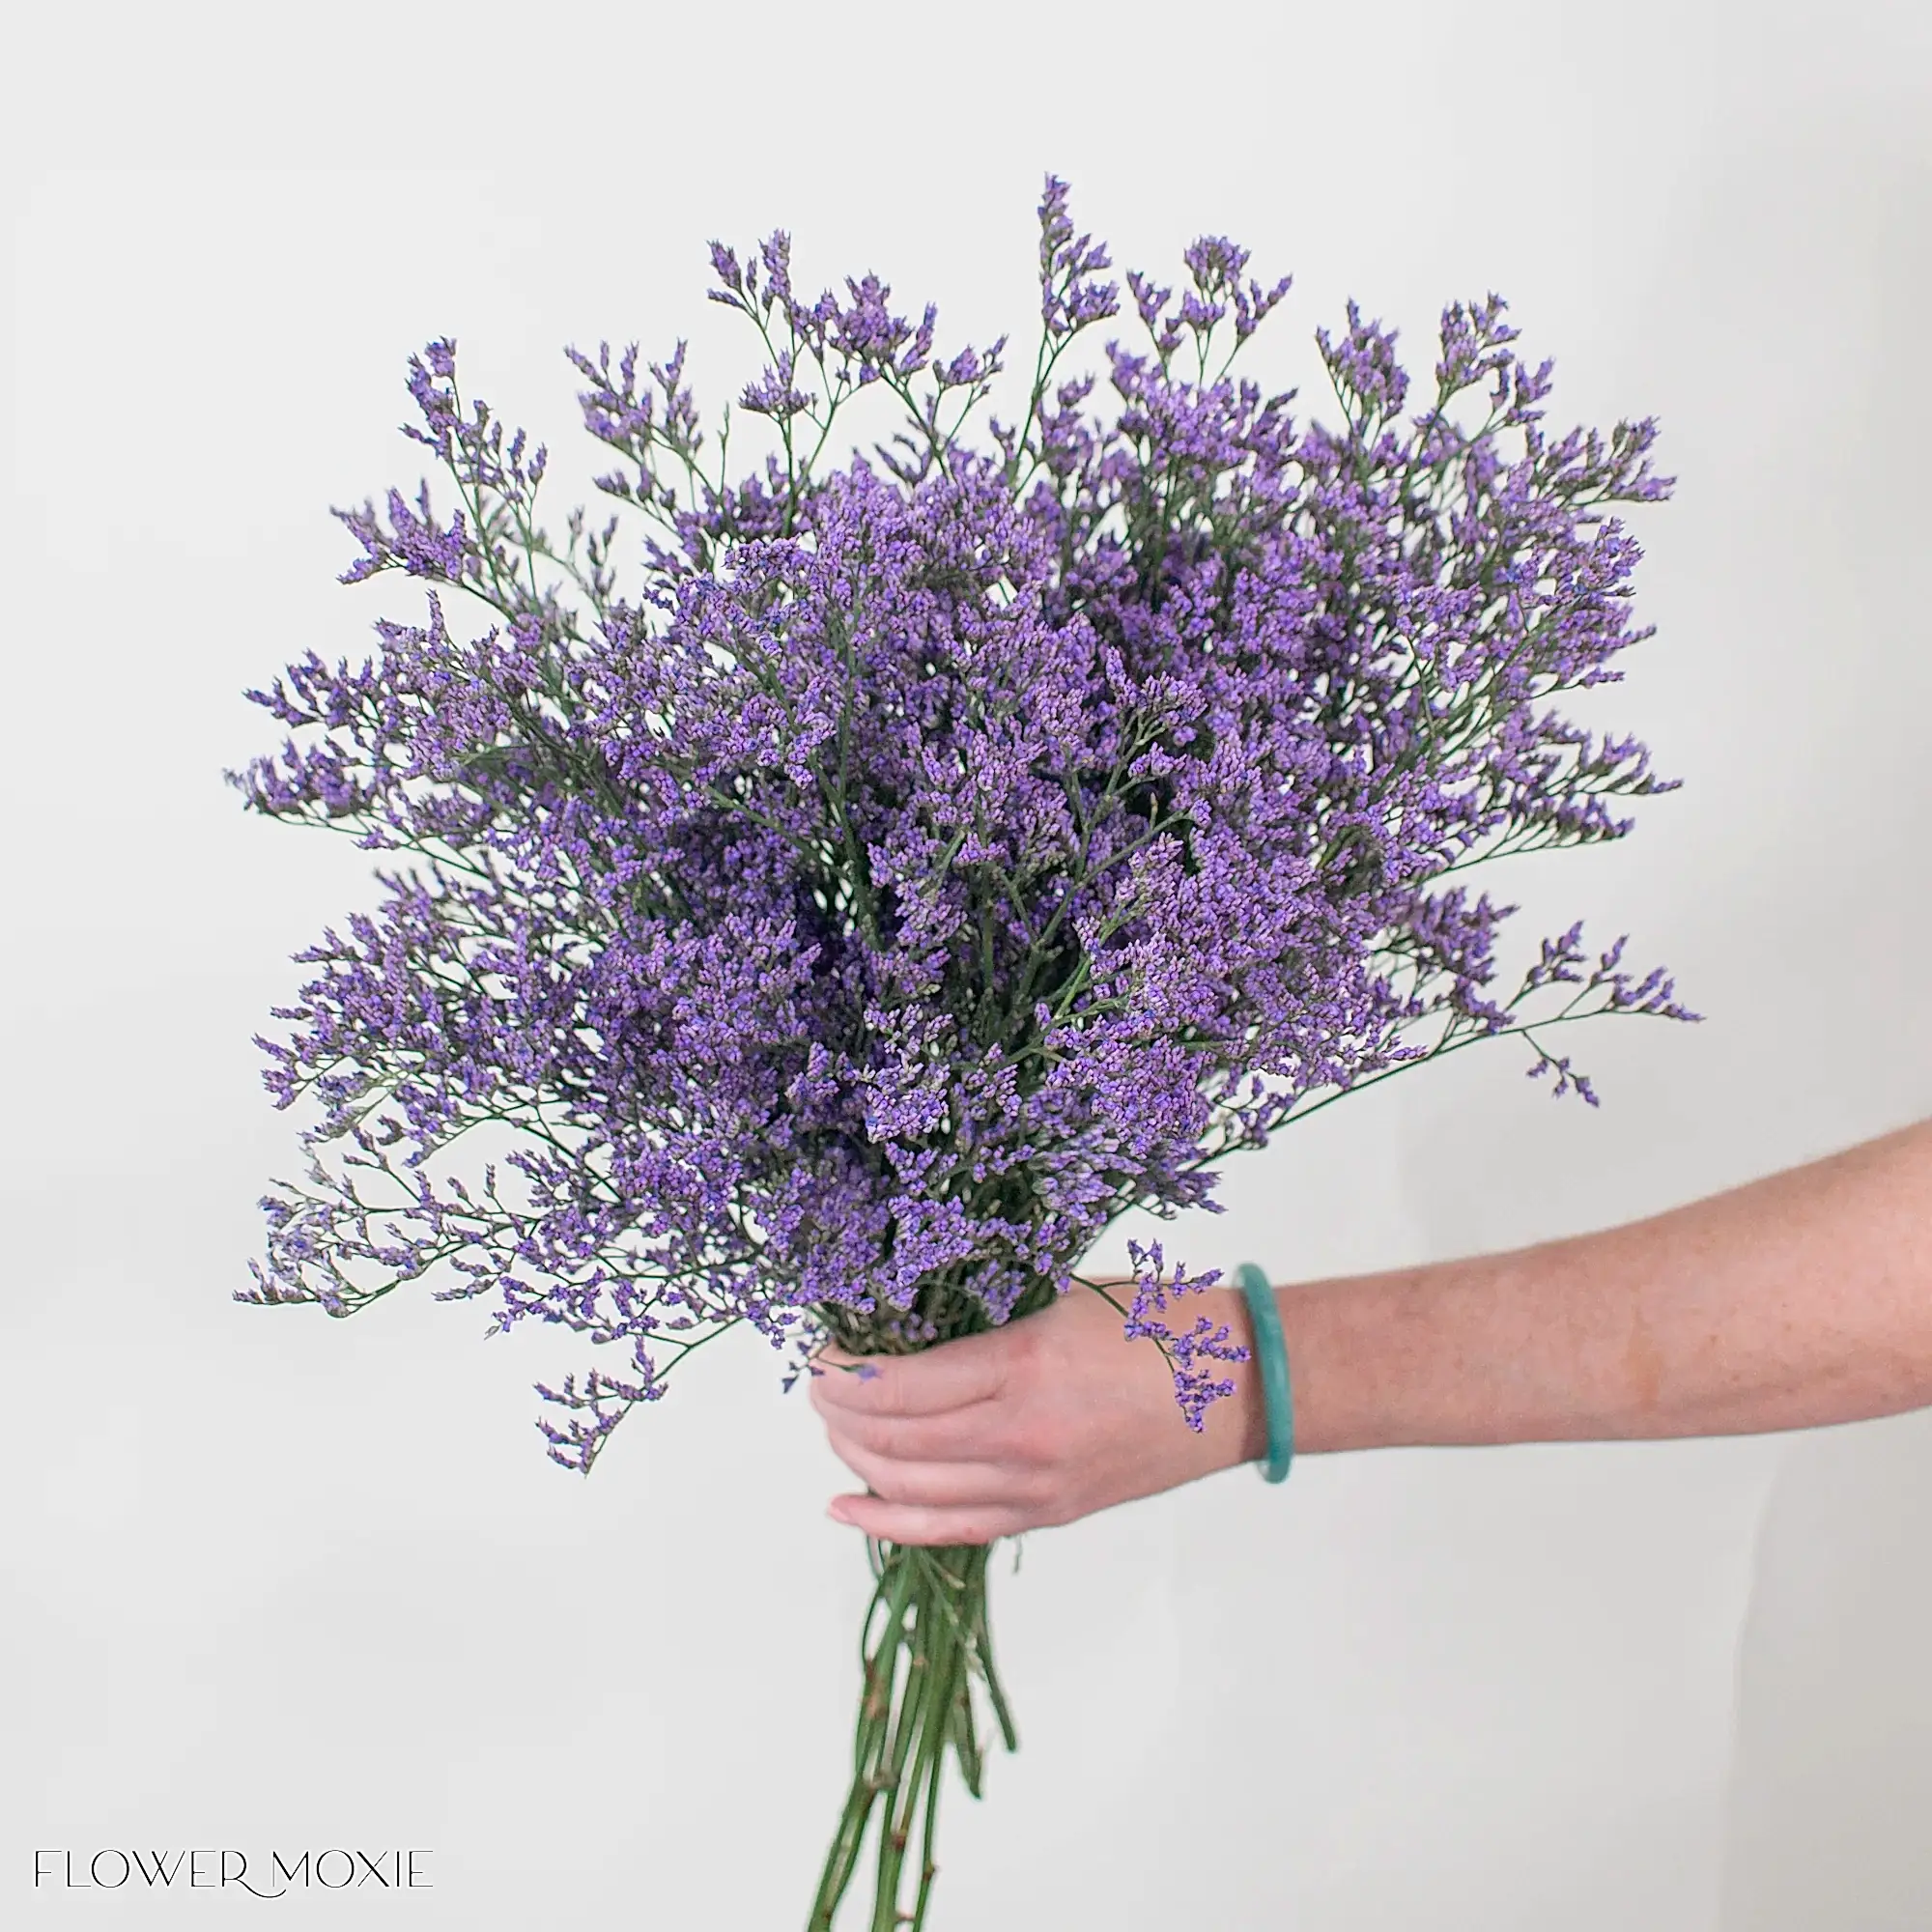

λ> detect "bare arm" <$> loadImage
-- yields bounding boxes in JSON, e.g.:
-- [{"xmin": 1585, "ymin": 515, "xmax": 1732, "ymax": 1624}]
[
  {"xmin": 1291, "ymin": 1116, "xmax": 1932, "ymax": 1453},
  {"xmin": 809, "ymin": 1120, "xmax": 1932, "ymax": 1546}
]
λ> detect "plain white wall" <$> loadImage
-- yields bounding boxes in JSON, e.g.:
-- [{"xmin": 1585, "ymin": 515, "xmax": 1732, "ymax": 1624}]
[{"xmin": 2, "ymin": 2, "xmax": 1928, "ymax": 1926}]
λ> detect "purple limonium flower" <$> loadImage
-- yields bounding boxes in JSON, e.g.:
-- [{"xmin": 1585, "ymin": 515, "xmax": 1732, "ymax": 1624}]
[{"xmin": 232, "ymin": 175, "xmax": 1691, "ymax": 1474}]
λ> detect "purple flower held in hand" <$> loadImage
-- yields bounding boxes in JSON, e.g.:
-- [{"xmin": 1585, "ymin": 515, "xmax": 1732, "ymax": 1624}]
[{"xmin": 231, "ymin": 174, "xmax": 1693, "ymax": 1931}]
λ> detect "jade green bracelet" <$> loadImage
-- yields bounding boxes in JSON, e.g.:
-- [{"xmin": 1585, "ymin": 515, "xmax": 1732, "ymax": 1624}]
[{"xmin": 1236, "ymin": 1263, "xmax": 1293, "ymax": 1484}]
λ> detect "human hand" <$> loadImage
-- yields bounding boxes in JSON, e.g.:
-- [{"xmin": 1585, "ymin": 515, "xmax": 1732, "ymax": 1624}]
[{"xmin": 807, "ymin": 1281, "xmax": 1265, "ymax": 1545}]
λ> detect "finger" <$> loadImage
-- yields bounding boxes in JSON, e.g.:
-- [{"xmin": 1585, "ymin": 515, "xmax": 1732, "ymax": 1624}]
[
  {"xmin": 808, "ymin": 1325, "xmax": 1013, "ymax": 1418},
  {"xmin": 812, "ymin": 1396, "xmax": 1013, "ymax": 1464},
  {"xmin": 825, "ymin": 1490, "xmax": 1034, "ymax": 1548},
  {"xmin": 822, "ymin": 1427, "xmax": 1024, "ymax": 1512}
]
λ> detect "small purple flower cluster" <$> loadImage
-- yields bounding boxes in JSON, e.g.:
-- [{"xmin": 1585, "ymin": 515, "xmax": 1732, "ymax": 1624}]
[{"xmin": 234, "ymin": 180, "xmax": 1692, "ymax": 1469}]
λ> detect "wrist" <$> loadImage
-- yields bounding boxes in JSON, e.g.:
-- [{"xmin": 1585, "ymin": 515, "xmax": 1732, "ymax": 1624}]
[
  {"xmin": 1232, "ymin": 1270, "xmax": 1405, "ymax": 1462},
  {"xmin": 1200, "ymin": 1283, "xmax": 1278, "ymax": 1471}
]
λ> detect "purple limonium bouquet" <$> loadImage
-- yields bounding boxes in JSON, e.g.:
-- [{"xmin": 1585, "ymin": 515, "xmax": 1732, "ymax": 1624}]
[{"xmin": 233, "ymin": 179, "xmax": 1690, "ymax": 1928}]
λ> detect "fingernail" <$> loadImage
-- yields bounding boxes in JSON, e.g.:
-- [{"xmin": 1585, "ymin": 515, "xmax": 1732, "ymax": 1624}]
[{"xmin": 827, "ymin": 1499, "xmax": 854, "ymax": 1525}]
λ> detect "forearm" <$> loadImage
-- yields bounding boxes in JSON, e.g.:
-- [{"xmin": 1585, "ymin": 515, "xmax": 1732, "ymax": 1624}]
[
  {"xmin": 813, "ymin": 1121, "xmax": 1932, "ymax": 1544},
  {"xmin": 1235, "ymin": 1119, "xmax": 1932, "ymax": 1459}
]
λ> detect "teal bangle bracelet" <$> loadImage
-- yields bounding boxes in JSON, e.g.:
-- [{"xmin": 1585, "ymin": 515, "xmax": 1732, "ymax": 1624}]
[{"xmin": 1235, "ymin": 1263, "xmax": 1293, "ymax": 1484}]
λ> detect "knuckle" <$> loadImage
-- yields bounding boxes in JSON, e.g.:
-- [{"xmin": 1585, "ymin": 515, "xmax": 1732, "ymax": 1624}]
[
  {"xmin": 1009, "ymin": 1463, "xmax": 1064, "ymax": 1515},
  {"xmin": 851, "ymin": 1412, "xmax": 903, "ymax": 1458},
  {"xmin": 827, "ymin": 1430, "xmax": 881, "ymax": 1486},
  {"xmin": 1032, "ymin": 1482, "xmax": 1085, "ymax": 1530},
  {"xmin": 1002, "ymin": 1314, "xmax": 1047, "ymax": 1387}
]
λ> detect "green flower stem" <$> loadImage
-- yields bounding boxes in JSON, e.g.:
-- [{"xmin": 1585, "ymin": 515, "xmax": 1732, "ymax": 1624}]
[{"xmin": 808, "ymin": 1542, "xmax": 1015, "ymax": 1932}]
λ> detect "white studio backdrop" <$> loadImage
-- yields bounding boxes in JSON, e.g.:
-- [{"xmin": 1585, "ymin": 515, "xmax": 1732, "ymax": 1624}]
[{"xmin": 2, "ymin": 2, "xmax": 1928, "ymax": 1926}]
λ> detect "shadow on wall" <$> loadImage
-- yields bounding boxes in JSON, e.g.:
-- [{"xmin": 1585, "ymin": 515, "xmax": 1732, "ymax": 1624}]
[
  {"xmin": 1719, "ymin": 1406, "xmax": 1932, "ymax": 1929},
  {"xmin": 1701, "ymin": 105, "xmax": 1932, "ymax": 1932}
]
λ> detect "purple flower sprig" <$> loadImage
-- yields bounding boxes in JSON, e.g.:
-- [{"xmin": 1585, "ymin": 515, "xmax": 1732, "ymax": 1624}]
[{"xmin": 232, "ymin": 177, "xmax": 1690, "ymax": 1474}]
